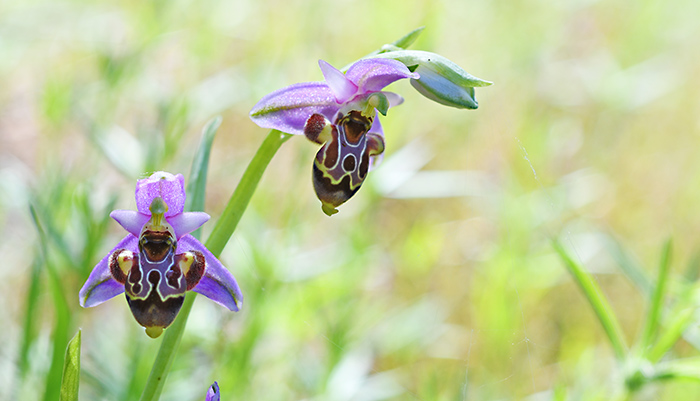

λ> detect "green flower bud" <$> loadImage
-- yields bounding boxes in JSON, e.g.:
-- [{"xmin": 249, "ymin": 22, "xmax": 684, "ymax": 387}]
[{"xmin": 374, "ymin": 50, "xmax": 492, "ymax": 109}]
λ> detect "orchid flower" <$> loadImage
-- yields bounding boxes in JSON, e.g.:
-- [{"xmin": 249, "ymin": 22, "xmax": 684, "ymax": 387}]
[
  {"xmin": 250, "ymin": 58, "xmax": 418, "ymax": 216},
  {"xmin": 79, "ymin": 172, "xmax": 242, "ymax": 338},
  {"xmin": 206, "ymin": 382, "xmax": 220, "ymax": 401}
]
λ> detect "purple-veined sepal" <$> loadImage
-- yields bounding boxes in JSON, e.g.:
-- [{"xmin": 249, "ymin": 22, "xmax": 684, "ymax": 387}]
[
  {"xmin": 79, "ymin": 235, "xmax": 135, "ymax": 308},
  {"xmin": 249, "ymin": 82, "xmax": 339, "ymax": 136},
  {"xmin": 180, "ymin": 235, "xmax": 243, "ymax": 311}
]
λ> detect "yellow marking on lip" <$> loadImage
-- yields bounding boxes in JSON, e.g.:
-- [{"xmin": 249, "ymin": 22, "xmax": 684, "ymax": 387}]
[{"xmin": 117, "ymin": 252, "xmax": 135, "ymax": 276}]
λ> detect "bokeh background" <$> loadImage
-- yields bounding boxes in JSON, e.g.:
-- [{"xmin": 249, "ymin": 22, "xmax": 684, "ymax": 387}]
[{"xmin": 2, "ymin": 0, "xmax": 700, "ymax": 399}]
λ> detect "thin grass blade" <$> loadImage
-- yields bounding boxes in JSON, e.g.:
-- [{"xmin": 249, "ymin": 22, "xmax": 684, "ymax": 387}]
[
  {"xmin": 17, "ymin": 254, "xmax": 42, "ymax": 385},
  {"xmin": 647, "ymin": 306, "xmax": 695, "ymax": 363},
  {"xmin": 639, "ymin": 239, "xmax": 672, "ymax": 354},
  {"xmin": 186, "ymin": 116, "xmax": 221, "ymax": 215},
  {"xmin": 30, "ymin": 206, "xmax": 73, "ymax": 401},
  {"xmin": 554, "ymin": 239, "xmax": 628, "ymax": 360}
]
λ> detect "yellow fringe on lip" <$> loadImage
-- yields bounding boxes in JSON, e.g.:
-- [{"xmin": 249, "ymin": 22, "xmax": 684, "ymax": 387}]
[{"xmin": 145, "ymin": 326, "xmax": 164, "ymax": 338}]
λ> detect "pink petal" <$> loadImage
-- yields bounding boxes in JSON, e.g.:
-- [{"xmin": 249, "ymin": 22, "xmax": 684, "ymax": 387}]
[
  {"xmin": 319, "ymin": 59, "xmax": 358, "ymax": 104},
  {"xmin": 168, "ymin": 212, "xmax": 210, "ymax": 239},
  {"xmin": 346, "ymin": 58, "xmax": 417, "ymax": 95},
  {"xmin": 110, "ymin": 210, "xmax": 149, "ymax": 237}
]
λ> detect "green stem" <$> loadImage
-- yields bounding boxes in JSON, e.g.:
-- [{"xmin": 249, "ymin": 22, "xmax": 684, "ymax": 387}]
[
  {"xmin": 206, "ymin": 129, "xmax": 292, "ymax": 256},
  {"xmin": 139, "ymin": 129, "xmax": 291, "ymax": 401}
]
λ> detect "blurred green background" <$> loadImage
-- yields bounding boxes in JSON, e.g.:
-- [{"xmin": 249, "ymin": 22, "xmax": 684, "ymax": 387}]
[{"xmin": 2, "ymin": 0, "xmax": 700, "ymax": 399}]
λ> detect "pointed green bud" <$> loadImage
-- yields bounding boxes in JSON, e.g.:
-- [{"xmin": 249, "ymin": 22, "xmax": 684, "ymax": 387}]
[{"xmin": 373, "ymin": 50, "xmax": 492, "ymax": 109}]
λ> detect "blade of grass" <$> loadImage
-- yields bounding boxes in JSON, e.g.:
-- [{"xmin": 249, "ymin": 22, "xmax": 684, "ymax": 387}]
[
  {"xmin": 639, "ymin": 240, "xmax": 672, "ymax": 354},
  {"xmin": 59, "ymin": 330, "xmax": 81, "ymax": 401},
  {"xmin": 15, "ymin": 249, "xmax": 43, "ymax": 397},
  {"xmin": 554, "ymin": 239, "xmax": 628, "ymax": 360},
  {"xmin": 683, "ymin": 249, "xmax": 700, "ymax": 282},
  {"xmin": 30, "ymin": 206, "xmax": 73, "ymax": 401},
  {"xmin": 647, "ymin": 306, "xmax": 694, "ymax": 363},
  {"xmin": 186, "ymin": 116, "xmax": 221, "ymax": 214}
]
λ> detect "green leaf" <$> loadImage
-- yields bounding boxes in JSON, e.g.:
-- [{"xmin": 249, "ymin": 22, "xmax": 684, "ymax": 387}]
[
  {"xmin": 639, "ymin": 239, "xmax": 672, "ymax": 354},
  {"xmin": 186, "ymin": 116, "xmax": 222, "ymax": 215},
  {"xmin": 554, "ymin": 239, "xmax": 628, "ymax": 360},
  {"xmin": 59, "ymin": 330, "xmax": 81, "ymax": 401}
]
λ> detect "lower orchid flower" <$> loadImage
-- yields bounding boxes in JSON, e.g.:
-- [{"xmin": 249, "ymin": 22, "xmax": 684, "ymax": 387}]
[
  {"xmin": 206, "ymin": 382, "xmax": 220, "ymax": 401},
  {"xmin": 250, "ymin": 58, "xmax": 418, "ymax": 216},
  {"xmin": 79, "ymin": 171, "xmax": 242, "ymax": 338}
]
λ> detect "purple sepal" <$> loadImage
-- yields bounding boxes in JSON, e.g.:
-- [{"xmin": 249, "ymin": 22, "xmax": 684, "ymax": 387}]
[
  {"xmin": 79, "ymin": 235, "xmax": 138, "ymax": 307},
  {"xmin": 110, "ymin": 210, "xmax": 149, "ymax": 237},
  {"xmin": 249, "ymin": 82, "xmax": 339, "ymax": 136},
  {"xmin": 178, "ymin": 235, "xmax": 243, "ymax": 311},
  {"xmin": 135, "ymin": 172, "xmax": 186, "ymax": 216},
  {"xmin": 345, "ymin": 58, "xmax": 418, "ymax": 95},
  {"xmin": 206, "ymin": 382, "xmax": 220, "ymax": 401},
  {"xmin": 168, "ymin": 212, "xmax": 210, "ymax": 239}
]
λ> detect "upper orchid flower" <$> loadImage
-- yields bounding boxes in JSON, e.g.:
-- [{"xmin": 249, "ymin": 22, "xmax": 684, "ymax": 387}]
[
  {"xmin": 250, "ymin": 58, "xmax": 418, "ymax": 215},
  {"xmin": 79, "ymin": 172, "xmax": 243, "ymax": 338}
]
